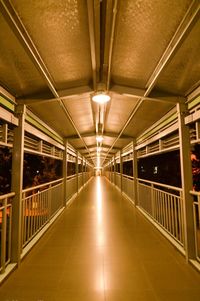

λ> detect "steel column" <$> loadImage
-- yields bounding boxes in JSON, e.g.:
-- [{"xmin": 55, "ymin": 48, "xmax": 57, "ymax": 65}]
[
  {"xmin": 133, "ymin": 140, "xmax": 138, "ymax": 206},
  {"xmin": 63, "ymin": 139, "xmax": 68, "ymax": 206},
  {"xmin": 11, "ymin": 104, "xmax": 26, "ymax": 264},
  {"xmin": 177, "ymin": 103, "xmax": 196, "ymax": 261}
]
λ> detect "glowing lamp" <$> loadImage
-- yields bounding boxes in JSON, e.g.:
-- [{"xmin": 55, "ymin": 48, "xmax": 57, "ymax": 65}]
[
  {"xmin": 96, "ymin": 135, "xmax": 104, "ymax": 143},
  {"xmin": 92, "ymin": 93, "xmax": 110, "ymax": 104}
]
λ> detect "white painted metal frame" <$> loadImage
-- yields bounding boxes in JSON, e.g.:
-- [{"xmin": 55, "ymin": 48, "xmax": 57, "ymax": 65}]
[{"xmin": 0, "ymin": 192, "xmax": 14, "ymax": 273}]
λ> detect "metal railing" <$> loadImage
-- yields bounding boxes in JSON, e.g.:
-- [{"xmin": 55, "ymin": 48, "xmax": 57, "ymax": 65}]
[
  {"xmin": 138, "ymin": 178, "xmax": 184, "ymax": 246},
  {"xmin": 122, "ymin": 175, "xmax": 134, "ymax": 201},
  {"xmin": 115, "ymin": 173, "xmax": 121, "ymax": 190},
  {"xmin": 66, "ymin": 175, "xmax": 77, "ymax": 201},
  {"xmin": 0, "ymin": 192, "xmax": 14, "ymax": 273},
  {"xmin": 111, "ymin": 172, "xmax": 115, "ymax": 184},
  {"xmin": 78, "ymin": 174, "xmax": 83, "ymax": 191},
  {"xmin": 190, "ymin": 190, "xmax": 200, "ymax": 262},
  {"xmin": 22, "ymin": 179, "xmax": 63, "ymax": 248}
]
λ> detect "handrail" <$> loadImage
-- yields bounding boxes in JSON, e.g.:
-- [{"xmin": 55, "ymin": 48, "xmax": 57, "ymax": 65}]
[
  {"xmin": 0, "ymin": 192, "xmax": 15, "ymax": 200},
  {"xmin": 122, "ymin": 174, "xmax": 134, "ymax": 180},
  {"xmin": 137, "ymin": 178, "xmax": 182, "ymax": 192},
  {"xmin": 22, "ymin": 178, "xmax": 64, "ymax": 193},
  {"xmin": 190, "ymin": 190, "xmax": 200, "ymax": 196},
  {"xmin": 67, "ymin": 174, "xmax": 77, "ymax": 180}
]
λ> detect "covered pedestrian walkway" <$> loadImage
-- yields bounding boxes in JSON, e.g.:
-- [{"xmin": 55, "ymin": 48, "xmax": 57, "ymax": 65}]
[{"xmin": 0, "ymin": 176, "xmax": 200, "ymax": 301}]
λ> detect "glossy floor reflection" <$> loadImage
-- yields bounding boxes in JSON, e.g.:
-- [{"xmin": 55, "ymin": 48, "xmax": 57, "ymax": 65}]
[{"xmin": 1, "ymin": 177, "xmax": 200, "ymax": 300}]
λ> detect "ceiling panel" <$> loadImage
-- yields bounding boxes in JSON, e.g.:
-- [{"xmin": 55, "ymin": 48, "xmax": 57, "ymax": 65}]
[
  {"xmin": 29, "ymin": 101, "xmax": 76, "ymax": 137},
  {"xmin": 123, "ymin": 100, "xmax": 174, "ymax": 137},
  {"xmin": 155, "ymin": 17, "xmax": 200, "ymax": 95},
  {"xmin": 111, "ymin": 0, "xmax": 192, "ymax": 88},
  {"xmin": 104, "ymin": 93, "xmax": 138, "ymax": 133},
  {"xmin": 63, "ymin": 96, "xmax": 95, "ymax": 134},
  {"xmin": 0, "ymin": 13, "xmax": 49, "ymax": 97},
  {"xmin": 11, "ymin": 0, "xmax": 92, "ymax": 90}
]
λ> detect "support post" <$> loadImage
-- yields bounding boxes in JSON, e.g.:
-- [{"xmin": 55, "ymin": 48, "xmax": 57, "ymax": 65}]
[
  {"xmin": 120, "ymin": 150, "xmax": 123, "ymax": 192},
  {"xmin": 63, "ymin": 139, "xmax": 68, "ymax": 206},
  {"xmin": 81, "ymin": 156, "xmax": 84, "ymax": 187},
  {"xmin": 76, "ymin": 151, "xmax": 79, "ymax": 192},
  {"xmin": 114, "ymin": 154, "xmax": 116, "ymax": 185},
  {"xmin": 177, "ymin": 102, "xmax": 196, "ymax": 261},
  {"xmin": 11, "ymin": 104, "xmax": 26, "ymax": 264},
  {"xmin": 132, "ymin": 139, "xmax": 138, "ymax": 206}
]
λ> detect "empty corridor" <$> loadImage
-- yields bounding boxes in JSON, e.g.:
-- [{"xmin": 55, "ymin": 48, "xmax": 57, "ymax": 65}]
[{"xmin": 0, "ymin": 176, "xmax": 200, "ymax": 301}]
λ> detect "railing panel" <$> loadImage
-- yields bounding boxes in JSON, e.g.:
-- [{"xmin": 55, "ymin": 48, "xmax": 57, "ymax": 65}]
[
  {"xmin": 153, "ymin": 187, "xmax": 183, "ymax": 244},
  {"xmin": 67, "ymin": 175, "xmax": 77, "ymax": 200},
  {"xmin": 78, "ymin": 174, "xmax": 83, "ymax": 190},
  {"xmin": 138, "ymin": 181, "xmax": 153, "ymax": 216},
  {"xmin": 111, "ymin": 172, "xmax": 115, "ymax": 184},
  {"xmin": 116, "ymin": 173, "xmax": 121, "ymax": 190},
  {"xmin": 50, "ymin": 182, "xmax": 63, "ymax": 217},
  {"xmin": 0, "ymin": 192, "xmax": 14, "ymax": 273},
  {"xmin": 122, "ymin": 175, "xmax": 134, "ymax": 201},
  {"xmin": 22, "ymin": 179, "xmax": 63, "ymax": 248},
  {"xmin": 138, "ymin": 178, "xmax": 184, "ymax": 246},
  {"xmin": 191, "ymin": 191, "xmax": 200, "ymax": 262}
]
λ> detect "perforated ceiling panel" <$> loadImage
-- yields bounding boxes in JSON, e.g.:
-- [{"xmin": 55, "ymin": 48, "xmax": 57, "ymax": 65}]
[
  {"xmin": 11, "ymin": 0, "xmax": 93, "ymax": 90},
  {"xmin": 111, "ymin": 0, "xmax": 192, "ymax": 88}
]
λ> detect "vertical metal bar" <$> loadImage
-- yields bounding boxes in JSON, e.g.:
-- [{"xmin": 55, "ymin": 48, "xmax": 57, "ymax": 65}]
[
  {"xmin": 166, "ymin": 194, "xmax": 169, "ymax": 232},
  {"xmin": 168, "ymin": 194, "xmax": 172, "ymax": 235},
  {"xmin": 193, "ymin": 202, "xmax": 198, "ymax": 258},
  {"xmin": 133, "ymin": 139, "xmax": 138, "ymax": 206},
  {"xmin": 76, "ymin": 151, "xmax": 79, "ymax": 193},
  {"xmin": 114, "ymin": 154, "xmax": 116, "ymax": 186},
  {"xmin": 120, "ymin": 151, "xmax": 123, "ymax": 193},
  {"xmin": 174, "ymin": 196, "xmax": 178, "ymax": 240},
  {"xmin": 48, "ymin": 186, "xmax": 52, "ymax": 220},
  {"xmin": 1, "ymin": 198, "xmax": 7, "ymax": 273},
  {"xmin": 7, "ymin": 205, "xmax": 12, "ymax": 263},
  {"xmin": 2, "ymin": 123, "xmax": 8, "ymax": 144},
  {"xmin": 21, "ymin": 193, "xmax": 25, "ymax": 247},
  {"xmin": 177, "ymin": 102, "xmax": 196, "ymax": 260},
  {"xmin": 171, "ymin": 196, "xmax": 175, "ymax": 237},
  {"xmin": 150, "ymin": 183, "xmax": 154, "ymax": 218},
  {"xmin": 63, "ymin": 139, "xmax": 68, "ymax": 206}
]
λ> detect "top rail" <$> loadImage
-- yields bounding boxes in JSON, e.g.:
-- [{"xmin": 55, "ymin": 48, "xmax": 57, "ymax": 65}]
[
  {"xmin": 137, "ymin": 177, "xmax": 182, "ymax": 192},
  {"xmin": 22, "ymin": 178, "xmax": 64, "ymax": 193},
  {"xmin": 67, "ymin": 174, "xmax": 77, "ymax": 180},
  {"xmin": 0, "ymin": 192, "xmax": 15, "ymax": 200},
  {"xmin": 190, "ymin": 190, "xmax": 200, "ymax": 196},
  {"xmin": 122, "ymin": 174, "xmax": 134, "ymax": 180}
]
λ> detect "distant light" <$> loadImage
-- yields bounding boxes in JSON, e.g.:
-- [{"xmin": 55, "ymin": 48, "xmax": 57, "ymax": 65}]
[
  {"xmin": 92, "ymin": 93, "xmax": 110, "ymax": 104},
  {"xmin": 96, "ymin": 135, "xmax": 104, "ymax": 143},
  {"xmin": 97, "ymin": 147, "xmax": 101, "ymax": 152}
]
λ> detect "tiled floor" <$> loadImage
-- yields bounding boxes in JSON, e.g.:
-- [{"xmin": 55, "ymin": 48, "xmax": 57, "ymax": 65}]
[{"xmin": 0, "ymin": 176, "xmax": 200, "ymax": 300}]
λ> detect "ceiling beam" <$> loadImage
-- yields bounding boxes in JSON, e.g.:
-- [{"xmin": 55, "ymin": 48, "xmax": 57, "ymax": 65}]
[
  {"xmin": 106, "ymin": 0, "xmax": 118, "ymax": 91},
  {"xmin": 18, "ymin": 86, "xmax": 92, "ymax": 105},
  {"xmin": 111, "ymin": 85, "xmax": 185, "ymax": 104},
  {"xmin": 0, "ymin": 0, "xmax": 95, "ymax": 164},
  {"xmin": 77, "ymin": 144, "xmax": 119, "ymax": 151},
  {"xmin": 87, "ymin": 0, "xmax": 99, "ymax": 90},
  {"xmin": 66, "ymin": 131, "xmax": 133, "ymax": 140}
]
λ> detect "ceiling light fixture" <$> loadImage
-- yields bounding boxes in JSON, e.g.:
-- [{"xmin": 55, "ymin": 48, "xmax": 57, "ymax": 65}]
[
  {"xmin": 96, "ymin": 135, "xmax": 104, "ymax": 143},
  {"xmin": 92, "ymin": 92, "xmax": 110, "ymax": 104}
]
